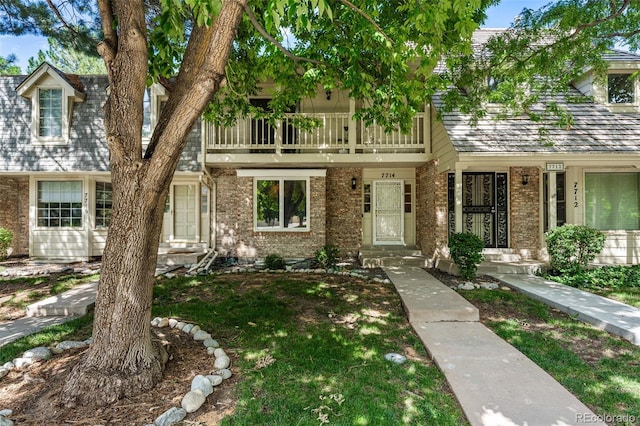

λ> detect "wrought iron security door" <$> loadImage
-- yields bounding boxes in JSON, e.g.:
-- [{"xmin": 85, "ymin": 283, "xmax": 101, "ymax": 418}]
[
  {"xmin": 373, "ymin": 180, "xmax": 404, "ymax": 245},
  {"xmin": 448, "ymin": 173, "xmax": 508, "ymax": 248}
]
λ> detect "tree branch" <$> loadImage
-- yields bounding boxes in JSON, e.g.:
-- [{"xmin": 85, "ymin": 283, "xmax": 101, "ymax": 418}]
[
  {"xmin": 97, "ymin": 0, "xmax": 117, "ymax": 71},
  {"xmin": 45, "ymin": 0, "xmax": 78, "ymax": 36},
  {"xmin": 336, "ymin": 0, "xmax": 394, "ymax": 46},
  {"xmin": 242, "ymin": 3, "xmax": 326, "ymax": 69}
]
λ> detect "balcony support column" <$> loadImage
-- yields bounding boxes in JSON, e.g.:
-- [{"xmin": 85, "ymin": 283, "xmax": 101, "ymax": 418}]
[{"xmin": 349, "ymin": 99, "xmax": 357, "ymax": 154}]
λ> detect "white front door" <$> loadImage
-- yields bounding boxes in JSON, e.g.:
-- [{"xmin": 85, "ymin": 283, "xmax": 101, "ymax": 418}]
[
  {"xmin": 373, "ymin": 180, "xmax": 404, "ymax": 245},
  {"xmin": 173, "ymin": 184, "xmax": 197, "ymax": 240}
]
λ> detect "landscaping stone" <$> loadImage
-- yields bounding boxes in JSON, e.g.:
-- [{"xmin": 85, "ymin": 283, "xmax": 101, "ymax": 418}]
[
  {"xmin": 151, "ymin": 317, "xmax": 161, "ymax": 327},
  {"xmin": 457, "ymin": 282, "xmax": 476, "ymax": 291},
  {"xmin": 213, "ymin": 348, "xmax": 227, "ymax": 358},
  {"xmin": 2, "ymin": 362, "xmax": 14, "ymax": 371},
  {"xmin": 214, "ymin": 356, "xmax": 231, "ymax": 369},
  {"xmin": 207, "ymin": 347, "xmax": 216, "ymax": 355},
  {"xmin": 12, "ymin": 358, "xmax": 32, "ymax": 369},
  {"xmin": 175, "ymin": 322, "xmax": 186, "ymax": 330},
  {"xmin": 56, "ymin": 341, "xmax": 88, "ymax": 351},
  {"xmin": 193, "ymin": 330, "xmax": 211, "ymax": 341},
  {"xmin": 189, "ymin": 325, "xmax": 201, "ymax": 335},
  {"xmin": 0, "ymin": 368, "xmax": 8, "ymax": 379},
  {"xmin": 203, "ymin": 338, "xmax": 219, "ymax": 348},
  {"xmin": 207, "ymin": 374, "xmax": 223, "ymax": 386},
  {"xmin": 219, "ymin": 368, "xmax": 233, "ymax": 379},
  {"xmin": 191, "ymin": 374, "xmax": 213, "ymax": 397},
  {"xmin": 0, "ymin": 415, "xmax": 13, "ymax": 426},
  {"xmin": 182, "ymin": 324, "xmax": 195, "ymax": 334},
  {"xmin": 157, "ymin": 318, "xmax": 170, "ymax": 328},
  {"xmin": 480, "ymin": 282, "xmax": 499, "ymax": 290},
  {"xmin": 181, "ymin": 389, "xmax": 206, "ymax": 413},
  {"xmin": 154, "ymin": 407, "xmax": 186, "ymax": 426},
  {"xmin": 168, "ymin": 318, "xmax": 178, "ymax": 328},
  {"xmin": 384, "ymin": 353, "xmax": 407, "ymax": 364},
  {"xmin": 0, "ymin": 411, "xmax": 11, "ymax": 418},
  {"xmin": 23, "ymin": 347, "xmax": 51, "ymax": 362}
]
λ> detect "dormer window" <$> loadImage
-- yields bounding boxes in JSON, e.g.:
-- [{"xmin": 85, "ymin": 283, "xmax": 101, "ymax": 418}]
[
  {"xmin": 16, "ymin": 62, "xmax": 85, "ymax": 145},
  {"xmin": 607, "ymin": 73, "xmax": 635, "ymax": 104}
]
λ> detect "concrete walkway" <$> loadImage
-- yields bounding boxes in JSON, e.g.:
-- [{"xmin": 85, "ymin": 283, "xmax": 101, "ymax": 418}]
[
  {"xmin": 491, "ymin": 273, "xmax": 640, "ymax": 345},
  {"xmin": 384, "ymin": 266, "xmax": 606, "ymax": 426}
]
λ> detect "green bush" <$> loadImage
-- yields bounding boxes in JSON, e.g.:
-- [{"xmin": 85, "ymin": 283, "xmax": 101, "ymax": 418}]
[
  {"xmin": 315, "ymin": 244, "xmax": 340, "ymax": 269},
  {"xmin": 545, "ymin": 225, "xmax": 606, "ymax": 274},
  {"xmin": 264, "ymin": 253, "xmax": 286, "ymax": 270},
  {"xmin": 449, "ymin": 232, "xmax": 484, "ymax": 280},
  {"xmin": 545, "ymin": 264, "xmax": 640, "ymax": 289},
  {"xmin": 0, "ymin": 227, "xmax": 12, "ymax": 260}
]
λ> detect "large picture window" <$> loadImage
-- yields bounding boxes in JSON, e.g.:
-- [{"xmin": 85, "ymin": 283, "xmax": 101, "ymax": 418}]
[
  {"xmin": 95, "ymin": 182, "xmax": 112, "ymax": 228},
  {"xmin": 38, "ymin": 88, "xmax": 63, "ymax": 138},
  {"xmin": 255, "ymin": 178, "xmax": 308, "ymax": 231},
  {"xmin": 37, "ymin": 181, "xmax": 82, "ymax": 227},
  {"xmin": 585, "ymin": 172, "xmax": 640, "ymax": 230},
  {"xmin": 607, "ymin": 74, "xmax": 635, "ymax": 104}
]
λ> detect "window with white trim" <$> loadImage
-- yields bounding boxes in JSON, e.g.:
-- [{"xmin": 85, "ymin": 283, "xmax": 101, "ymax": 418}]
[
  {"xmin": 255, "ymin": 178, "xmax": 309, "ymax": 231},
  {"xmin": 585, "ymin": 172, "xmax": 640, "ymax": 230},
  {"xmin": 37, "ymin": 181, "xmax": 83, "ymax": 227},
  {"xmin": 95, "ymin": 182, "xmax": 112, "ymax": 228},
  {"xmin": 607, "ymin": 73, "xmax": 635, "ymax": 104},
  {"xmin": 38, "ymin": 88, "xmax": 63, "ymax": 138}
]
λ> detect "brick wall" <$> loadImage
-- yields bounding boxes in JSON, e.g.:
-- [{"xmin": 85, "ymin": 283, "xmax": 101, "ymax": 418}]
[
  {"xmin": 326, "ymin": 168, "xmax": 361, "ymax": 256},
  {"xmin": 0, "ymin": 177, "xmax": 29, "ymax": 256},
  {"xmin": 212, "ymin": 169, "xmax": 326, "ymax": 259},
  {"xmin": 416, "ymin": 162, "xmax": 449, "ymax": 261},
  {"xmin": 509, "ymin": 167, "xmax": 540, "ymax": 259}
]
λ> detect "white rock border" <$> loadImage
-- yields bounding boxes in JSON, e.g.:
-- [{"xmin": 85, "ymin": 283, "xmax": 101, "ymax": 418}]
[{"xmin": 0, "ymin": 318, "xmax": 233, "ymax": 426}]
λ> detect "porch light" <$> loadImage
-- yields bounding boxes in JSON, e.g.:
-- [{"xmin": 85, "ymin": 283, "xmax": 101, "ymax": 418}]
[
  {"xmin": 522, "ymin": 174, "xmax": 530, "ymax": 185},
  {"xmin": 351, "ymin": 177, "xmax": 357, "ymax": 190}
]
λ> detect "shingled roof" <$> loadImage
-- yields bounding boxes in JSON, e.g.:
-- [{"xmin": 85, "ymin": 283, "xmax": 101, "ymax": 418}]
[{"xmin": 434, "ymin": 86, "xmax": 640, "ymax": 154}]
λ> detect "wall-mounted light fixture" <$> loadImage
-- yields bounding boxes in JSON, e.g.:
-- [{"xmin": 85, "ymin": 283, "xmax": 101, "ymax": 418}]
[
  {"xmin": 522, "ymin": 174, "xmax": 530, "ymax": 185},
  {"xmin": 351, "ymin": 177, "xmax": 357, "ymax": 190},
  {"xmin": 325, "ymin": 89, "xmax": 332, "ymax": 100}
]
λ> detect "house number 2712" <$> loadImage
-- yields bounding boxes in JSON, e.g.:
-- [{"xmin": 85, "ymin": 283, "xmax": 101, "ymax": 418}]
[
  {"xmin": 381, "ymin": 173, "xmax": 395, "ymax": 178},
  {"xmin": 574, "ymin": 182, "xmax": 579, "ymax": 208}
]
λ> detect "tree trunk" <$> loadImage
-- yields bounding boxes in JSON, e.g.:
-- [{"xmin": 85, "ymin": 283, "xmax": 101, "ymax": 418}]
[
  {"xmin": 60, "ymin": 0, "xmax": 247, "ymax": 407},
  {"xmin": 61, "ymin": 161, "xmax": 169, "ymax": 407}
]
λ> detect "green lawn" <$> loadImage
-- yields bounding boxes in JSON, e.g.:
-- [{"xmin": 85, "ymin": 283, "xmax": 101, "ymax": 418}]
[{"xmin": 461, "ymin": 288, "xmax": 640, "ymax": 422}]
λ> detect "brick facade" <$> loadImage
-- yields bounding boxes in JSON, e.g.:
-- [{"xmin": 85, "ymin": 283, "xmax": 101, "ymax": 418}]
[
  {"xmin": 509, "ymin": 167, "xmax": 541, "ymax": 259},
  {"xmin": 326, "ymin": 168, "xmax": 362, "ymax": 256},
  {"xmin": 212, "ymin": 169, "xmax": 326, "ymax": 259},
  {"xmin": 0, "ymin": 177, "xmax": 29, "ymax": 256},
  {"xmin": 416, "ymin": 162, "xmax": 449, "ymax": 261}
]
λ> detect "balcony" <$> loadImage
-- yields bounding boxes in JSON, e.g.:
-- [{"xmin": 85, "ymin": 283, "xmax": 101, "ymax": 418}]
[{"xmin": 203, "ymin": 113, "xmax": 427, "ymax": 166}]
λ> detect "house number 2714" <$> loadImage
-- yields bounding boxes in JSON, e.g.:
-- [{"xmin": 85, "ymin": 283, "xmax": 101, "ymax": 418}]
[{"xmin": 381, "ymin": 173, "xmax": 395, "ymax": 178}]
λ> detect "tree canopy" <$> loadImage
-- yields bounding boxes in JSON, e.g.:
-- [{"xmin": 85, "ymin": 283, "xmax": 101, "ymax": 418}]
[
  {"xmin": 0, "ymin": 53, "xmax": 20, "ymax": 74},
  {"xmin": 27, "ymin": 37, "xmax": 106, "ymax": 74}
]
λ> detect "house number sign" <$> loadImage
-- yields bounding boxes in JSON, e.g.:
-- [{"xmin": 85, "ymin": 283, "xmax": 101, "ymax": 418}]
[
  {"xmin": 574, "ymin": 182, "xmax": 579, "ymax": 208},
  {"xmin": 546, "ymin": 163, "xmax": 564, "ymax": 171},
  {"xmin": 381, "ymin": 173, "xmax": 396, "ymax": 178}
]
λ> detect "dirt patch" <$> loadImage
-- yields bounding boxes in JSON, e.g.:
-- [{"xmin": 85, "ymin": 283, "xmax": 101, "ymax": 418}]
[{"xmin": 1, "ymin": 327, "xmax": 238, "ymax": 425}]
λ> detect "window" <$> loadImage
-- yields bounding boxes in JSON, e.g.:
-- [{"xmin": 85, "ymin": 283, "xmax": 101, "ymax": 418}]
[
  {"xmin": 255, "ymin": 178, "xmax": 308, "ymax": 231},
  {"xmin": 363, "ymin": 184, "xmax": 371, "ymax": 213},
  {"xmin": 38, "ymin": 88, "xmax": 63, "ymax": 138},
  {"xmin": 142, "ymin": 88, "xmax": 152, "ymax": 138},
  {"xmin": 543, "ymin": 173, "xmax": 566, "ymax": 232},
  {"xmin": 585, "ymin": 172, "xmax": 640, "ymax": 230},
  {"xmin": 37, "ymin": 181, "xmax": 82, "ymax": 227},
  {"xmin": 607, "ymin": 74, "xmax": 635, "ymax": 104},
  {"xmin": 404, "ymin": 183, "xmax": 412, "ymax": 213},
  {"xmin": 95, "ymin": 182, "xmax": 112, "ymax": 228},
  {"xmin": 142, "ymin": 86, "xmax": 168, "ymax": 141}
]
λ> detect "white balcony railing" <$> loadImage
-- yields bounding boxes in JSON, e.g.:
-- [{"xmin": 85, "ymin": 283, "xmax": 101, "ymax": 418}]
[{"xmin": 204, "ymin": 112, "xmax": 425, "ymax": 153}]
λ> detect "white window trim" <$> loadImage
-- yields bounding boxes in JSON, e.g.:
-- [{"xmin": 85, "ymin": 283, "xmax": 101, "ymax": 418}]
[
  {"xmin": 606, "ymin": 72, "xmax": 638, "ymax": 106},
  {"xmin": 238, "ymin": 169, "xmax": 326, "ymax": 177},
  {"xmin": 34, "ymin": 86, "xmax": 67, "ymax": 144},
  {"xmin": 94, "ymin": 180, "xmax": 113, "ymax": 229}
]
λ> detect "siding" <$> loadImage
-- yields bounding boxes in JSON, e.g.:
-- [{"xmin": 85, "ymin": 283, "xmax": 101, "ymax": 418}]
[{"xmin": 0, "ymin": 75, "xmax": 201, "ymax": 173}]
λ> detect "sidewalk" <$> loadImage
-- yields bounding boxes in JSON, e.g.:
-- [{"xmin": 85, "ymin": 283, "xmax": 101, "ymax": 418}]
[
  {"xmin": 384, "ymin": 266, "xmax": 606, "ymax": 426},
  {"xmin": 490, "ymin": 273, "xmax": 640, "ymax": 345}
]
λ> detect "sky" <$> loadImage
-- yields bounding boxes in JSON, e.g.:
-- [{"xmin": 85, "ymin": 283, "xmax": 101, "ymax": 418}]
[{"xmin": 0, "ymin": 1, "xmax": 551, "ymax": 73}]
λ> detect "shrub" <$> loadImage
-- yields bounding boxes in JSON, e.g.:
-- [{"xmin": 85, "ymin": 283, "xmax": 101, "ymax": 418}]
[
  {"xmin": 0, "ymin": 227, "xmax": 12, "ymax": 260},
  {"xmin": 449, "ymin": 232, "xmax": 484, "ymax": 280},
  {"xmin": 545, "ymin": 225, "xmax": 606, "ymax": 274},
  {"xmin": 264, "ymin": 253, "xmax": 285, "ymax": 270},
  {"xmin": 315, "ymin": 244, "xmax": 340, "ymax": 269}
]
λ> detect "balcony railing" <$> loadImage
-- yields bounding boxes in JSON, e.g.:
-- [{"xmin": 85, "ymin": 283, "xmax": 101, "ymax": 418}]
[{"xmin": 204, "ymin": 112, "xmax": 425, "ymax": 153}]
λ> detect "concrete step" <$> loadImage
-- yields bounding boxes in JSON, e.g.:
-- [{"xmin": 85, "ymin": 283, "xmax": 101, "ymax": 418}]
[
  {"xmin": 383, "ymin": 266, "xmax": 479, "ymax": 322},
  {"xmin": 157, "ymin": 252, "xmax": 206, "ymax": 266},
  {"xmin": 360, "ymin": 255, "xmax": 430, "ymax": 268},
  {"xmin": 359, "ymin": 246, "xmax": 423, "ymax": 257},
  {"xmin": 26, "ymin": 281, "xmax": 98, "ymax": 317},
  {"xmin": 436, "ymin": 258, "xmax": 545, "ymax": 276}
]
